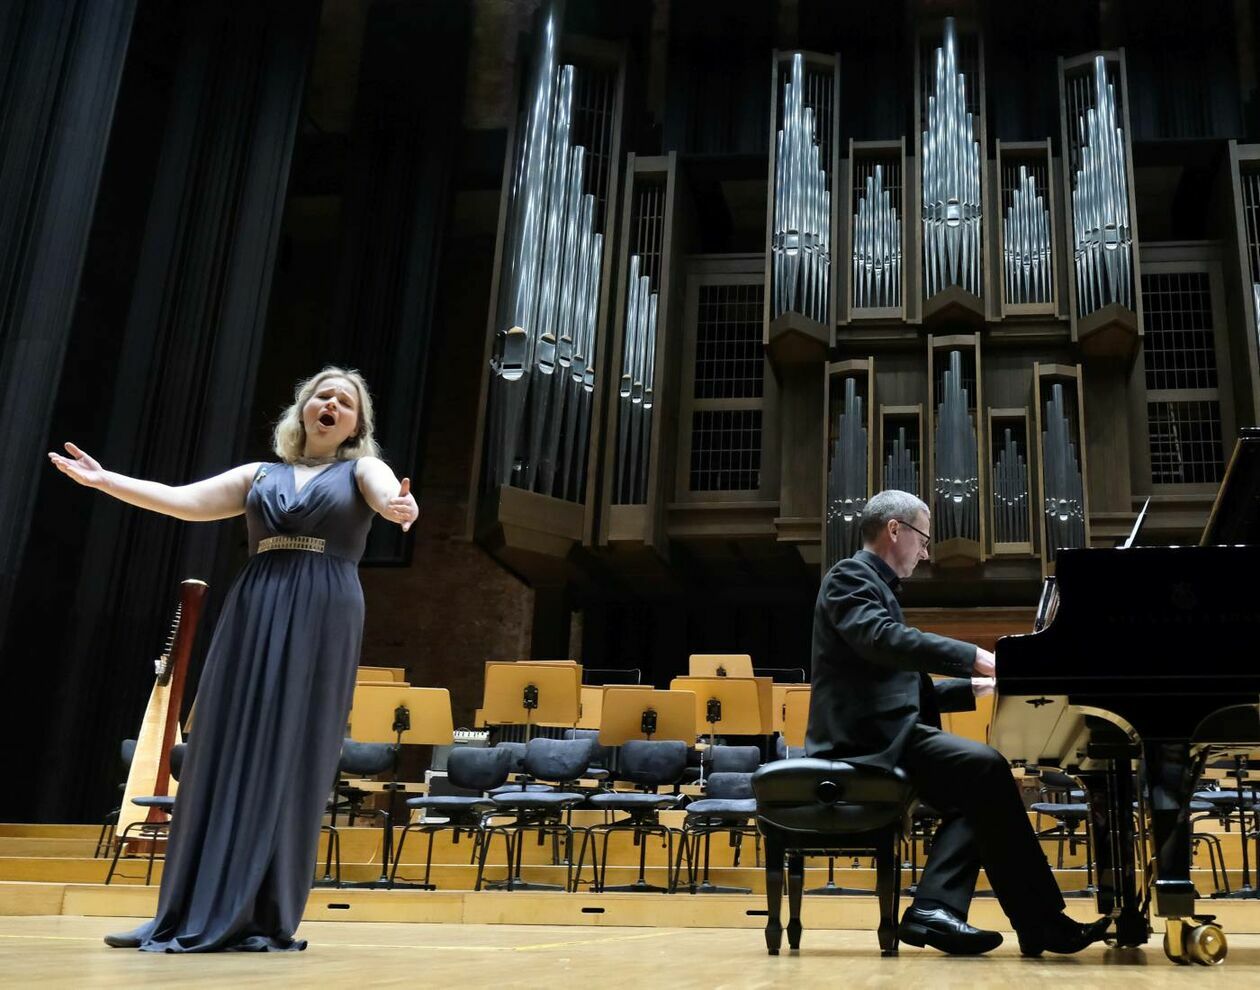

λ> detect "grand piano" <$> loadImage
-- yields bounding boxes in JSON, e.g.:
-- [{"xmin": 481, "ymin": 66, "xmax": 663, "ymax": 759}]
[{"xmin": 991, "ymin": 427, "xmax": 1260, "ymax": 965}]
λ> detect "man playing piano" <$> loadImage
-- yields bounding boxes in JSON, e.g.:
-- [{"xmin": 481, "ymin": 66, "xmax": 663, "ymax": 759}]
[{"xmin": 806, "ymin": 489, "xmax": 1108, "ymax": 957}]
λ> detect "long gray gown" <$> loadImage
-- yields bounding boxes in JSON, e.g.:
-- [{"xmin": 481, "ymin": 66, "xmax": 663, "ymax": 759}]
[{"xmin": 121, "ymin": 458, "xmax": 375, "ymax": 952}]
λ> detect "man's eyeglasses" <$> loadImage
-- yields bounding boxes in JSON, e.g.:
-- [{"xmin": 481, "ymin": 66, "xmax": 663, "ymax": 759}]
[{"xmin": 898, "ymin": 520, "xmax": 931, "ymax": 550}]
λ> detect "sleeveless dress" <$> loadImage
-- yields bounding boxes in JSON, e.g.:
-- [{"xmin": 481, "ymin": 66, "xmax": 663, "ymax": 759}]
[{"xmin": 122, "ymin": 459, "xmax": 375, "ymax": 952}]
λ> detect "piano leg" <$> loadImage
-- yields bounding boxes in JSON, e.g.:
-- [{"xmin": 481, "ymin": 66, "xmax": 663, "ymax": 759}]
[
  {"xmin": 1081, "ymin": 761, "xmax": 1146, "ymax": 948},
  {"xmin": 1143, "ymin": 741, "xmax": 1228, "ymax": 965}
]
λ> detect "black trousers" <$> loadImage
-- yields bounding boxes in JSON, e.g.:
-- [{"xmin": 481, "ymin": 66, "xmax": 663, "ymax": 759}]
[{"xmin": 902, "ymin": 724, "xmax": 1065, "ymax": 929}]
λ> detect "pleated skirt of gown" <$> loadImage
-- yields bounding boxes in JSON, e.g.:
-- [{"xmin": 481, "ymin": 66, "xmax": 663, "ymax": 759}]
[{"xmin": 121, "ymin": 548, "xmax": 362, "ymax": 952}]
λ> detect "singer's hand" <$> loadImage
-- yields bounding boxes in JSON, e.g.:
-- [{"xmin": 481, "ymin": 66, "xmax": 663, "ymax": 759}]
[
  {"xmin": 971, "ymin": 676, "xmax": 996, "ymax": 699},
  {"xmin": 48, "ymin": 442, "xmax": 108, "ymax": 489},
  {"xmin": 388, "ymin": 477, "xmax": 419, "ymax": 532}
]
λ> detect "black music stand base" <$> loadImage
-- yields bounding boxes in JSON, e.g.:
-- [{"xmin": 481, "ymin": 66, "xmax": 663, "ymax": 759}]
[
  {"xmin": 483, "ymin": 879, "xmax": 566, "ymax": 892},
  {"xmin": 691, "ymin": 881, "xmax": 752, "ymax": 894},
  {"xmin": 603, "ymin": 879, "xmax": 670, "ymax": 894},
  {"xmin": 805, "ymin": 856, "xmax": 865, "ymax": 895}
]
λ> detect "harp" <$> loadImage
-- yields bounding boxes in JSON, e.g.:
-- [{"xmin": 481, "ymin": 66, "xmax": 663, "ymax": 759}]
[{"xmin": 116, "ymin": 578, "xmax": 207, "ymax": 846}]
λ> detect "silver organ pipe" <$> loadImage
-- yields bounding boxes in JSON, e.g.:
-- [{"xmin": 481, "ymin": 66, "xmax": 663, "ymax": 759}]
[
  {"xmin": 826, "ymin": 377, "xmax": 868, "ymax": 567},
  {"xmin": 922, "ymin": 18, "xmax": 981, "ymax": 300},
  {"xmin": 1042, "ymin": 383, "xmax": 1086, "ymax": 559},
  {"xmin": 1068, "ymin": 55, "xmax": 1133, "ymax": 318},
  {"xmin": 884, "ymin": 426, "xmax": 918, "ymax": 496},
  {"xmin": 933, "ymin": 350, "xmax": 980, "ymax": 543},
  {"xmin": 1003, "ymin": 165, "xmax": 1052, "ymax": 305},
  {"xmin": 772, "ymin": 53, "xmax": 831, "ymax": 324},
  {"xmin": 485, "ymin": 4, "xmax": 606, "ymax": 502},
  {"xmin": 853, "ymin": 163, "xmax": 902, "ymax": 309},
  {"xmin": 991, "ymin": 427, "xmax": 1030, "ymax": 545}
]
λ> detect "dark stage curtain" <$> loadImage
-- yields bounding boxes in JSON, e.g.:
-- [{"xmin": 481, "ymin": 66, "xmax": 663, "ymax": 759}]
[
  {"xmin": 324, "ymin": 0, "xmax": 470, "ymax": 564},
  {"xmin": 2, "ymin": 0, "xmax": 320, "ymax": 822},
  {"xmin": 0, "ymin": 0, "xmax": 138, "ymax": 650}
]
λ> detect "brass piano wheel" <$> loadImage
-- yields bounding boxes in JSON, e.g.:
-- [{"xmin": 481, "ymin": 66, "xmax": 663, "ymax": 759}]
[
  {"xmin": 1164, "ymin": 920, "xmax": 1228, "ymax": 966},
  {"xmin": 1185, "ymin": 924, "xmax": 1227, "ymax": 966}
]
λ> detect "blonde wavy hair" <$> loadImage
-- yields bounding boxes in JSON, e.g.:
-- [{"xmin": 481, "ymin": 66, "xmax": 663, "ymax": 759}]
[{"xmin": 272, "ymin": 366, "xmax": 381, "ymax": 463}]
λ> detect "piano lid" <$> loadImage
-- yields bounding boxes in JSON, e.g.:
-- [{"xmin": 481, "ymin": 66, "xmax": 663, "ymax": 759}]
[{"xmin": 1201, "ymin": 428, "xmax": 1260, "ymax": 546}]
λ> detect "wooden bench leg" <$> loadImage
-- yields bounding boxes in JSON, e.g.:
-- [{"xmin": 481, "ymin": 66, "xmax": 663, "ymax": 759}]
[
  {"xmin": 764, "ymin": 839, "xmax": 784, "ymax": 955},
  {"xmin": 787, "ymin": 852, "xmax": 804, "ymax": 950},
  {"xmin": 875, "ymin": 833, "xmax": 900, "ymax": 956}
]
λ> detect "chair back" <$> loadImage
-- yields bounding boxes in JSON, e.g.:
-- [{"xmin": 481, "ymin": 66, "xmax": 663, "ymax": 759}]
[
  {"xmin": 120, "ymin": 738, "xmax": 137, "ymax": 769},
  {"xmin": 705, "ymin": 771, "xmax": 754, "ymax": 800},
  {"xmin": 494, "ymin": 741, "xmax": 529, "ymax": 773},
  {"xmin": 619, "ymin": 739, "xmax": 688, "ymax": 787},
  {"xmin": 711, "ymin": 745, "xmax": 761, "ymax": 773},
  {"xmin": 564, "ymin": 728, "xmax": 612, "ymax": 769},
  {"xmin": 339, "ymin": 739, "xmax": 397, "ymax": 776},
  {"xmin": 523, "ymin": 737, "xmax": 593, "ymax": 784},
  {"xmin": 169, "ymin": 743, "xmax": 187, "ymax": 782},
  {"xmin": 447, "ymin": 745, "xmax": 514, "ymax": 793},
  {"xmin": 752, "ymin": 758, "xmax": 913, "ymax": 834}
]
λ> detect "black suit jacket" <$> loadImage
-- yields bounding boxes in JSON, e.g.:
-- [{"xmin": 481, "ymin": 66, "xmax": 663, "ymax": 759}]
[{"xmin": 806, "ymin": 549, "xmax": 977, "ymax": 770}]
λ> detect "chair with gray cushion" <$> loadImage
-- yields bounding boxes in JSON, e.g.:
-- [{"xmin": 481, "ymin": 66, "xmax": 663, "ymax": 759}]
[
  {"xmin": 486, "ymin": 737, "xmax": 593, "ymax": 891},
  {"xmin": 95, "ymin": 738, "xmax": 138, "ymax": 858},
  {"xmin": 318, "ymin": 739, "xmax": 397, "ymax": 887},
  {"xmin": 673, "ymin": 771, "xmax": 758, "ymax": 893},
  {"xmin": 574, "ymin": 739, "xmax": 687, "ymax": 893},
  {"xmin": 753, "ymin": 757, "xmax": 915, "ymax": 956},
  {"xmin": 1030, "ymin": 769, "xmax": 1092, "ymax": 893},
  {"xmin": 390, "ymin": 745, "xmax": 514, "ymax": 890},
  {"xmin": 105, "ymin": 743, "xmax": 186, "ymax": 885},
  {"xmin": 565, "ymin": 728, "xmax": 613, "ymax": 784}
]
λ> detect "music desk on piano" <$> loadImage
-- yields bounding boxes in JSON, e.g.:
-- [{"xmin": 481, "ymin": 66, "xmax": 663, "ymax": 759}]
[{"xmin": 991, "ymin": 428, "xmax": 1260, "ymax": 965}]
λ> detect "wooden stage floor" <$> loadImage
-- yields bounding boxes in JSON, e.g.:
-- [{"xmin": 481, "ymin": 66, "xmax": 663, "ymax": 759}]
[{"xmin": 2, "ymin": 915, "xmax": 1258, "ymax": 987}]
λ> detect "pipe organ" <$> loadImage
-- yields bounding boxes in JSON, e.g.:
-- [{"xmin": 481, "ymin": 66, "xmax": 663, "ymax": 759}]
[
  {"xmin": 932, "ymin": 349, "xmax": 981, "ymax": 547},
  {"xmin": 770, "ymin": 52, "xmax": 834, "ymax": 326},
  {"xmin": 466, "ymin": 4, "xmax": 1254, "ymax": 595},
  {"xmin": 1065, "ymin": 56, "xmax": 1134, "ymax": 317},
  {"xmin": 825, "ymin": 372, "xmax": 870, "ymax": 569},
  {"xmin": 920, "ymin": 18, "xmax": 983, "ymax": 302},
  {"xmin": 1031, "ymin": 365, "xmax": 1090, "ymax": 573}
]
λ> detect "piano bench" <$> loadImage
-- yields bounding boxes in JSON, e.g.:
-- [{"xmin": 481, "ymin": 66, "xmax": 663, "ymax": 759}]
[{"xmin": 752, "ymin": 758, "xmax": 915, "ymax": 957}]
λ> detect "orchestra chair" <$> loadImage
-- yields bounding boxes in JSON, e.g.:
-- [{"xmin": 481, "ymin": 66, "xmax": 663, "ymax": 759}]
[
  {"xmin": 317, "ymin": 739, "xmax": 397, "ymax": 887},
  {"xmin": 484, "ymin": 737, "xmax": 593, "ymax": 891},
  {"xmin": 904, "ymin": 801, "xmax": 941, "ymax": 894},
  {"xmin": 564, "ymin": 727, "xmax": 614, "ymax": 784},
  {"xmin": 1187, "ymin": 799, "xmax": 1231, "ymax": 895},
  {"xmin": 104, "ymin": 743, "xmax": 186, "ymax": 886},
  {"xmin": 1030, "ymin": 769, "xmax": 1094, "ymax": 894},
  {"xmin": 672, "ymin": 770, "xmax": 757, "ymax": 894},
  {"xmin": 574, "ymin": 739, "xmax": 687, "ymax": 893},
  {"xmin": 389, "ymin": 745, "xmax": 515, "ymax": 890},
  {"xmin": 95, "ymin": 739, "xmax": 137, "ymax": 859},
  {"xmin": 753, "ymin": 758, "xmax": 914, "ymax": 956},
  {"xmin": 487, "ymin": 741, "xmax": 539, "ymax": 794},
  {"xmin": 673, "ymin": 745, "xmax": 763, "ymax": 893},
  {"xmin": 1196, "ymin": 756, "xmax": 1260, "ymax": 899}
]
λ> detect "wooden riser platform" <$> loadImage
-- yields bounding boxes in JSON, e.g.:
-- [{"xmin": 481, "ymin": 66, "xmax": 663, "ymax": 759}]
[{"xmin": 6, "ymin": 881, "xmax": 1260, "ymax": 936}]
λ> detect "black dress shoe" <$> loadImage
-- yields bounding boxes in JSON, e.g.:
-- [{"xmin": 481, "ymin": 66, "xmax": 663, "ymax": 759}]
[
  {"xmin": 1017, "ymin": 913, "xmax": 1110, "ymax": 957},
  {"xmin": 899, "ymin": 904, "xmax": 1004, "ymax": 955},
  {"xmin": 103, "ymin": 931, "xmax": 143, "ymax": 948}
]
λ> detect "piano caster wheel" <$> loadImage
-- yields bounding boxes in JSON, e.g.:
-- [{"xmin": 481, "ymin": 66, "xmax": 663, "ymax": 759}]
[
  {"xmin": 1185, "ymin": 924, "xmax": 1227, "ymax": 966},
  {"xmin": 1164, "ymin": 919, "xmax": 1228, "ymax": 966}
]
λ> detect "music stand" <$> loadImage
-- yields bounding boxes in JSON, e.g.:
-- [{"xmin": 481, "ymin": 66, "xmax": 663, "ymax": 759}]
[
  {"xmin": 670, "ymin": 677, "xmax": 766, "ymax": 785},
  {"xmin": 688, "ymin": 654, "xmax": 754, "ymax": 678},
  {"xmin": 782, "ymin": 688, "xmax": 810, "ymax": 751},
  {"xmin": 598, "ymin": 689, "xmax": 698, "ymax": 745},
  {"xmin": 482, "ymin": 662, "xmax": 580, "ymax": 738},
  {"xmin": 578, "ymin": 684, "xmax": 652, "ymax": 731},
  {"xmin": 346, "ymin": 685, "xmax": 453, "ymax": 889}
]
